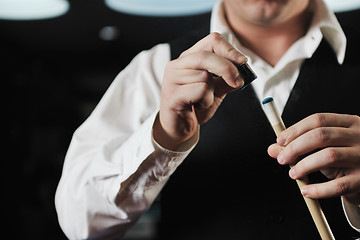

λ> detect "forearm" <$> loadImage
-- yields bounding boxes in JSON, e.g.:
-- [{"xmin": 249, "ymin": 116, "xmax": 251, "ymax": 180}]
[
  {"xmin": 55, "ymin": 43, "xmax": 176, "ymax": 239},
  {"xmin": 116, "ymin": 122, "xmax": 199, "ymax": 210},
  {"xmin": 55, "ymin": 111, "xmax": 159, "ymax": 239},
  {"xmin": 55, "ymin": 112, "xmax": 198, "ymax": 240}
]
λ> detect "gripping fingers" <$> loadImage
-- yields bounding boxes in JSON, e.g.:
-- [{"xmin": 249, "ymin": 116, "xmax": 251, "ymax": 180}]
[
  {"xmin": 277, "ymin": 113, "xmax": 360, "ymax": 146},
  {"xmin": 289, "ymin": 146, "xmax": 360, "ymax": 180},
  {"xmin": 301, "ymin": 170, "xmax": 360, "ymax": 202},
  {"xmin": 177, "ymin": 50, "xmax": 244, "ymax": 88},
  {"xmin": 181, "ymin": 32, "xmax": 247, "ymax": 65},
  {"xmin": 184, "ymin": 82, "xmax": 215, "ymax": 110},
  {"xmin": 277, "ymin": 127, "xmax": 357, "ymax": 165}
]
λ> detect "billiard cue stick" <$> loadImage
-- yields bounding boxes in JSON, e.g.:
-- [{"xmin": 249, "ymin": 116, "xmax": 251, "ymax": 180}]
[{"xmin": 262, "ymin": 97, "xmax": 335, "ymax": 240}]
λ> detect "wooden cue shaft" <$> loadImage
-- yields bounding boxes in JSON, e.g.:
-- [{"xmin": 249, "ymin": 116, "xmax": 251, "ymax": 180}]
[{"xmin": 272, "ymin": 121, "xmax": 335, "ymax": 240}]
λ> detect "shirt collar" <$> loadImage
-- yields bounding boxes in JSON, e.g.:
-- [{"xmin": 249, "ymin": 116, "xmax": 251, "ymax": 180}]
[{"xmin": 210, "ymin": 0, "xmax": 347, "ymax": 65}]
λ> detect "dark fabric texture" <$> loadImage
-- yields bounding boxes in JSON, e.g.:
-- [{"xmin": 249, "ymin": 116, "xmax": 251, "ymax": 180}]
[{"xmin": 160, "ymin": 12, "xmax": 360, "ymax": 240}]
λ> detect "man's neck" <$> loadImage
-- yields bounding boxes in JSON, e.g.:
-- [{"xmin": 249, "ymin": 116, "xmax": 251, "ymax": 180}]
[{"xmin": 225, "ymin": 5, "xmax": 313, "ymax": 67}]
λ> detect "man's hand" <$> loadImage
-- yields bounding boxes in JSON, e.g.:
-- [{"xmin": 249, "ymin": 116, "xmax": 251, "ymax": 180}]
[
  {"xmin": 268, "ymin": 113, "xmax": 360, "ymax": 205},
  {"xmin": 153, "ymin": 33, "xmax": 247, "ymax": 150}
]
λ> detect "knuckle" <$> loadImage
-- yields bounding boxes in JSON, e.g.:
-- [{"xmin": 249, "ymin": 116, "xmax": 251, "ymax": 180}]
[
  {"xmin": 313, "ymin": 128, "xmax": 330, "ymax": 144},
  {"xmin": 226, "ymin": 47, "xmax": 241, "ymax": 60},
  {"xmin": 354, "ymin": 114, "xmax": 360, "ymax": 122},
  {"xmin": 209, "ymin": 32, "xmax": 223, "ymax": 43},
  {"xmin": 313, "ymin": 113, "xmax": 327, "ymax": 127},
  {"xmin": 349, "ymin": 114, "xmax": 360, "ymax": 126},
  {"xmin": 226, "ymin": 47, "xmax": 237, "ymax": 55},
  {"xmin": 324, "ymin": 148, "xmax": 339, "ymax": 164},
  {"xmin": 334, "ymin": 180, "xmax": 349, "ymax": 196}
]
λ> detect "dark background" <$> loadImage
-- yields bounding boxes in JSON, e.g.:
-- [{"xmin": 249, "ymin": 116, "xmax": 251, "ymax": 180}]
[
  {"xmin": 3, "ymin": 1, "xmax": 360, "ymax": 239},
  {"xmin": 3, "ymin": 1, "xmax": 210, "ymax": 239}
]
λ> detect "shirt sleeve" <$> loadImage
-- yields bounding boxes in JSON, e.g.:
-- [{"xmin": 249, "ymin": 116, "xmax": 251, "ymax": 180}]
[
  {"xmin": 342, "ymin": 198, "xmax": 360, "ymax": 233},
  {"xmin": 55, "ymin": 43, "xmax": 197, "ymax": 240}
]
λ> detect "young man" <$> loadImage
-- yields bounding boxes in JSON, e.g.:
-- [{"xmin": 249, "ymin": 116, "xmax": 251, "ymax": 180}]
[{"xmin": 56, "ymin": 0, "xmax": 360, "ymax": 239}]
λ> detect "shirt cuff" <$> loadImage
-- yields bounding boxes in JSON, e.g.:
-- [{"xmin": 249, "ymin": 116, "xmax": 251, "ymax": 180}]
[
  {"xmin": 151, "ymin": 111, "xmax": 199, "ymax": 155},
  {"xmin": 342, "ymin": 197, "xmax": 360, "ymax": 232},
  {"xmin": 150, "ymin": 113, "xmax": 199, "ymax": 175},
  {"xmin": 152, "ymin": 127, "xmax": 199, "ymax": 155}
]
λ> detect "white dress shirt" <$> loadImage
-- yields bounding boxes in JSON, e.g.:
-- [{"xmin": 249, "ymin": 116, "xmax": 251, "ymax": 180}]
[{"xmin": 55, "ymin": 0, "xmax": 360, "ymax": 239}]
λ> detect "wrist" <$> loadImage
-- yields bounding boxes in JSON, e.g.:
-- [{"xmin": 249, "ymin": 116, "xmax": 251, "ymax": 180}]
[
  {"xmin": 152, "ymin": 113, "xmax": 199, "ymax": 151},
  {"xmin": 152, "ymin": 114, "xmax": 185, "ymax": 151}
]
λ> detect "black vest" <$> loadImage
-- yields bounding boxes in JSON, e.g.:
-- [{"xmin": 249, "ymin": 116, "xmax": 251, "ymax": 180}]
[{"xmin": 159, "ymin": 15, "xmax": 360, "ymax": 240}]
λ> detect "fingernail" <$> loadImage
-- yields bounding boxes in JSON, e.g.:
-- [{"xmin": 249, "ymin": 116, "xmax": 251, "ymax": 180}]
[
  {"xmin": 235, "ymin": 74, "xmax": 244, "ymax": 87},
  {"xmin": 238, "ymin": 55, "xmax": 248, "ymax": 64},
  {"xmin": 289, "ymin": 168, "xmax": 296, "ymax": 179},
  {"xmin": 301, "ymin": 187, "xmax": 308, "ymax": 197}
]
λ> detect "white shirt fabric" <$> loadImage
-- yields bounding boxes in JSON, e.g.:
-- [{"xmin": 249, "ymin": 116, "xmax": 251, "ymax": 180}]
[{"xmin": 55, "ymin": 0, "xmax": 360, "ymax": 239}]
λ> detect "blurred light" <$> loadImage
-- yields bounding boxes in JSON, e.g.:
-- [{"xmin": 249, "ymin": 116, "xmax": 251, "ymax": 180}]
[
  {"xmin": 99, "ymin": 26, "xmax": 120, "ymax": 41},
  {"xmin": 324, "ymin": 0, "xmax": 360, "ymax": 12},
  {"xmin": 104, "ymin": 0, "xmax": 218, "ymax": 17},
  {"xmin": 0, "ymin": 0, "xmax": 69, "ymax": 20}
]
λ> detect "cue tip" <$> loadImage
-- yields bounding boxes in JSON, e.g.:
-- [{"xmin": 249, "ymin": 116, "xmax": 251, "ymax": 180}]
[{"xmin": 262, "ymin": 97, "xmax": 273, "ymax": 105}]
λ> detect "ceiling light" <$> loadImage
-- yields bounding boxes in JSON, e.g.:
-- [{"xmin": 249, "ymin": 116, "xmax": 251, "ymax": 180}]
[
  {"xmin": 324, "ymin": 0, "xmax": 360, "ymax": 12},
  {"xmin": 99, "ymin": 26, "xmax": 120, "ymax": 41},
  {"xmin": 0, "ymin": 0, "xmax": 69, "ymax": 21},
  {"xmin": 104, "ymin": 0, "xmax": 218, "ymax": 17}
]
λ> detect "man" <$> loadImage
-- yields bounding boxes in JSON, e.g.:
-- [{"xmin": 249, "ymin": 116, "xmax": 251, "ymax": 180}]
[{"xmin": 56, "ymin": 0, "xmax": 360, "ymax": 239}]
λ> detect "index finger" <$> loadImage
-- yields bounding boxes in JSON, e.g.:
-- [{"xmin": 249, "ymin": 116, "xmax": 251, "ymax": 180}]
[
  {"xmin": 278, "ymin": 113, "xmax": 358, "ymax": 146},
  {"xmin": 180, "ymin": 32, "xmax": 248, "ymax": 66}
]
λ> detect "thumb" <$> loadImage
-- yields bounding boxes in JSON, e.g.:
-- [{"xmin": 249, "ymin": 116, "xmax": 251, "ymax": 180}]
[{"xmin": 214, "ymin": 62, "xmax": 256, "ymax": 99}]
